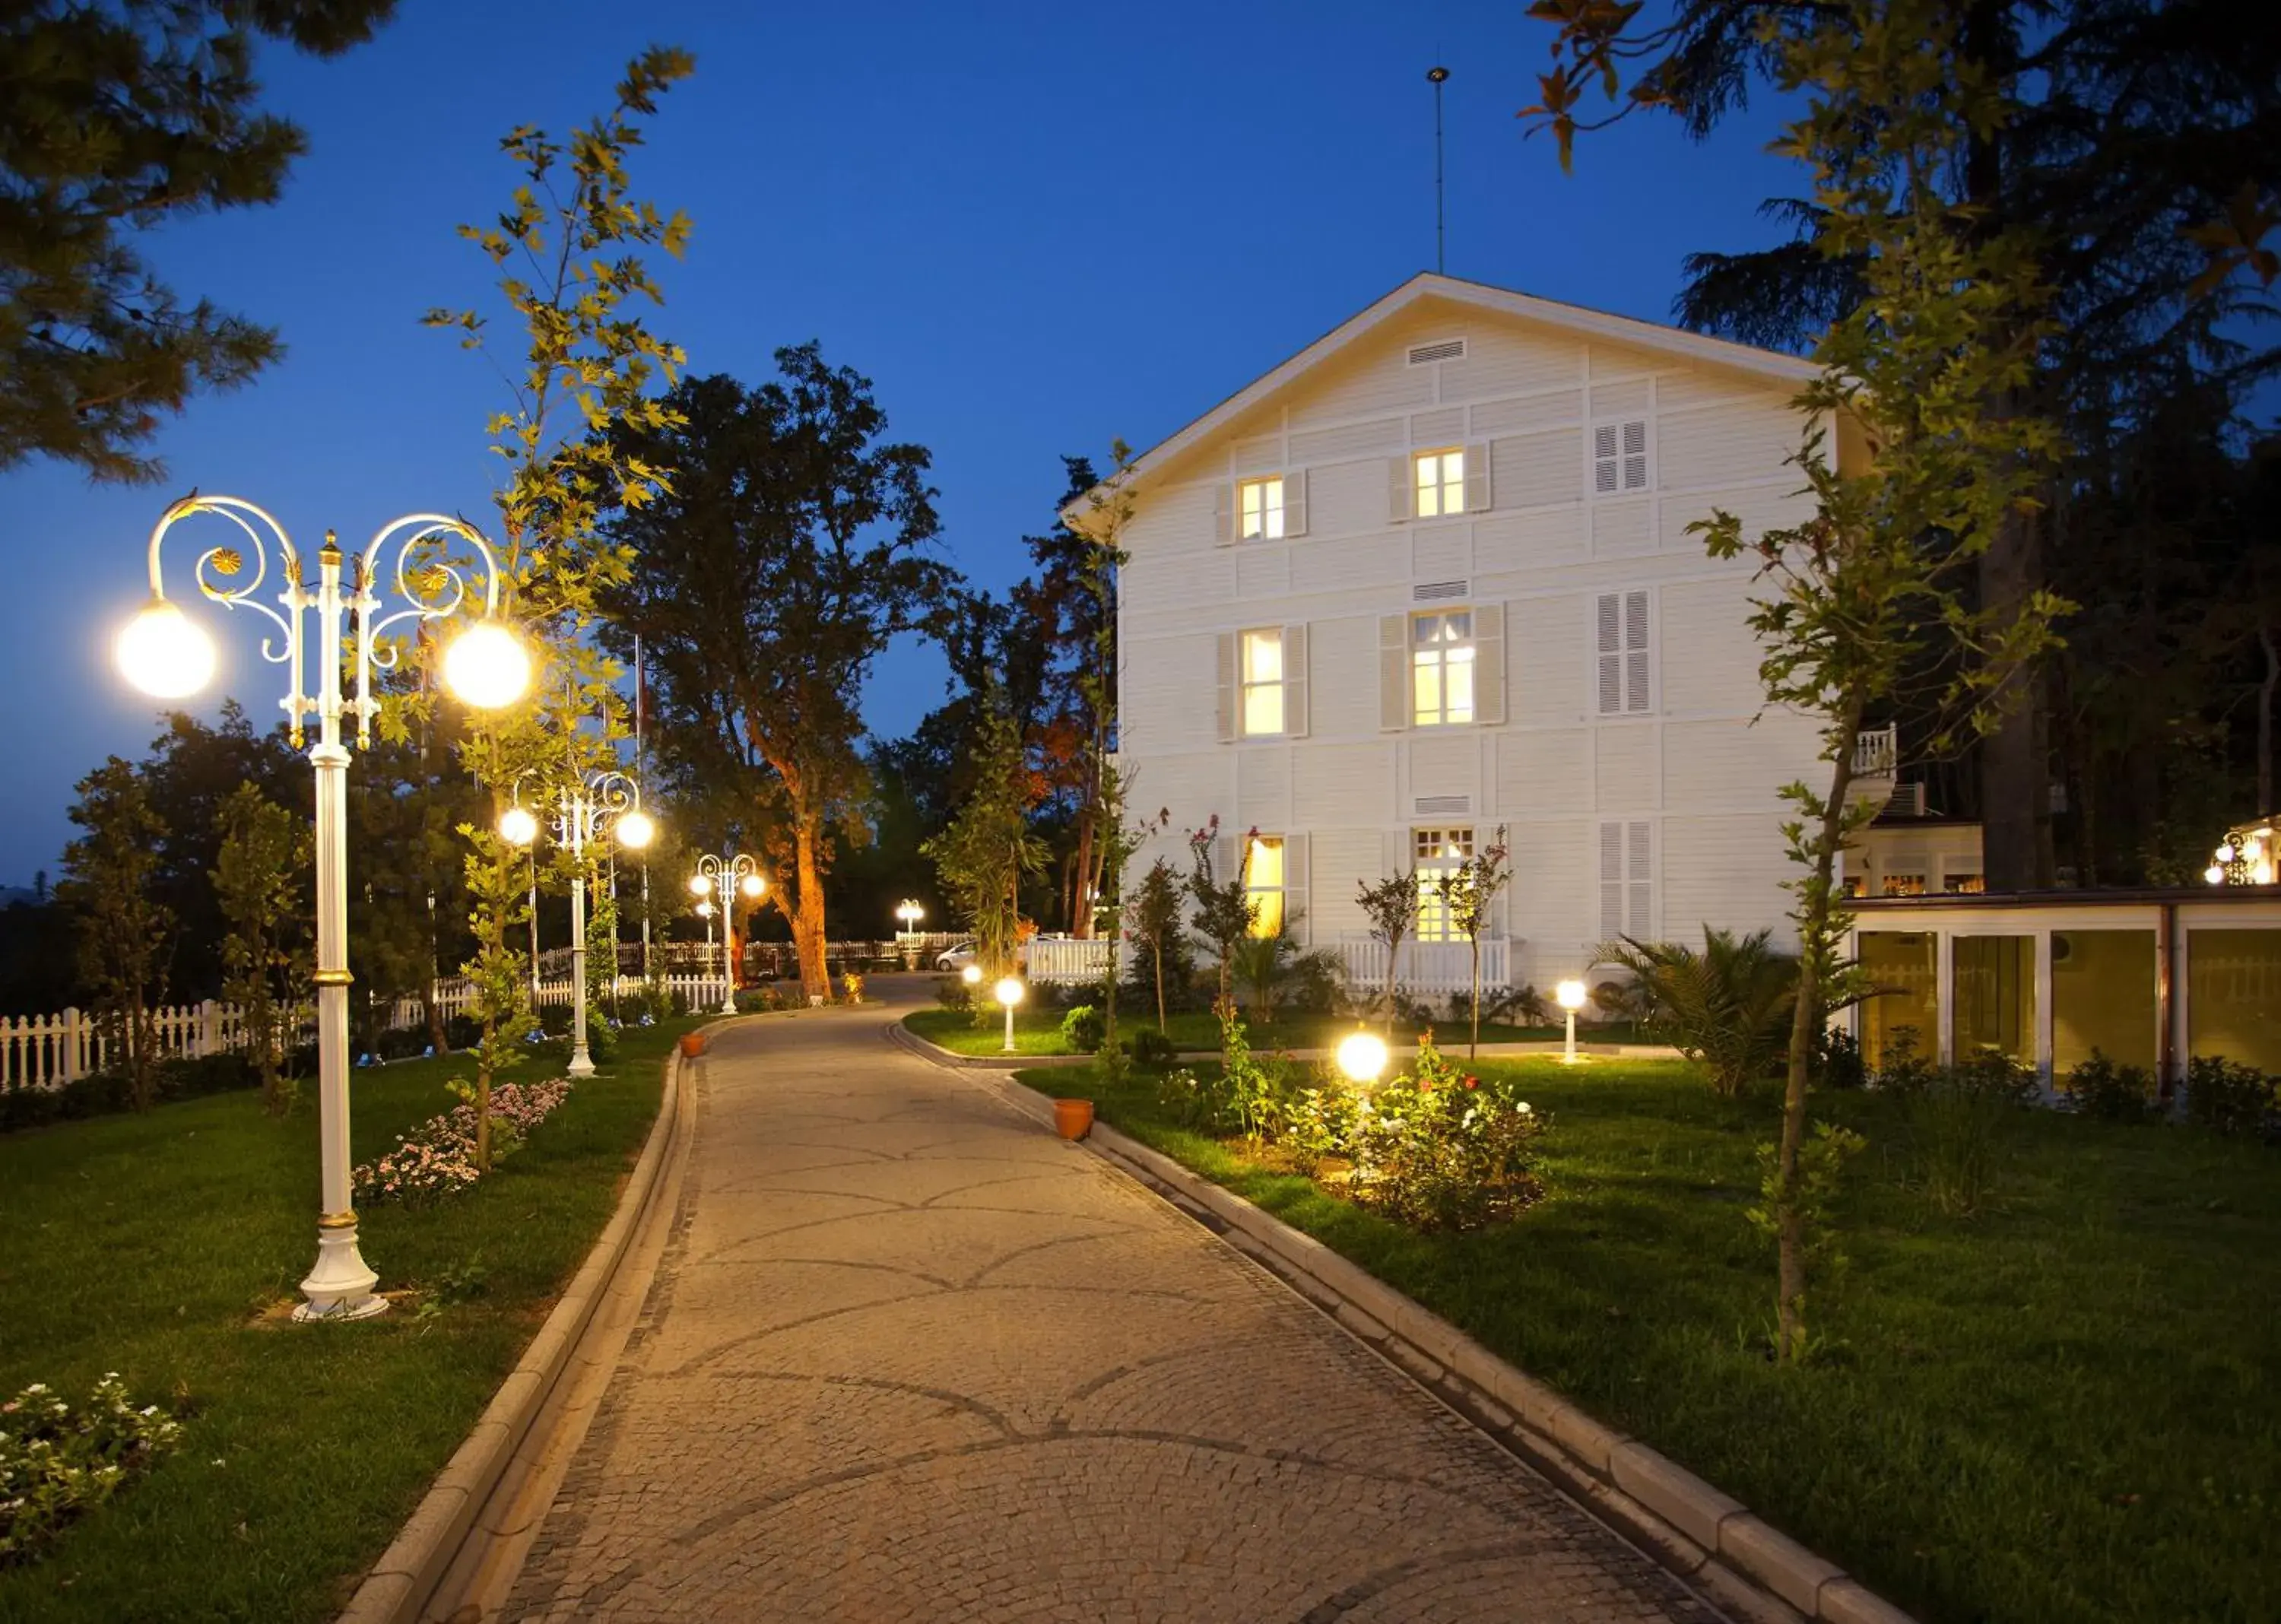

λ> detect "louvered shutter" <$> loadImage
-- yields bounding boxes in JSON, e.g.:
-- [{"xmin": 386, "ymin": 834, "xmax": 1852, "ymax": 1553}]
[
  {"xmin": 1598, "ymin": 822, "xmax": 1626, "ymax": 941},
  {"xmin": 1379, "ymin": 614, "xmax": 1410, "ymax": 731},
  {"xmin": 1626, "ymin": 820, "xmax": 1653, "ymax": 938},
  {"xmin": 1283, "ymin": 623, "xmax": 1310, "ymax": 737},
  {"xmin": 1594, "ymin": 424, "xmax": 1620, "ymax": 495},
  {"xmin": 1472, "ymin": 603, "xmax": 1505, "ymax": 725},
  {"xmin": 1284, "ymin": 469, "xmax": 1309, "ymax": 537},
  {"xmin": 1463, "ymin": 441, "xmax": 1491, "ymax": 513},
  {"xmin": 1283, "ymin": 833, "xmax": 1310, "ymax": 944},
  {"xmin": 1622, "ymin": 420, "xmax": 1648, "ymax": 491},
  {"xmin": 1623, "ymin": 590, "xmax": 1651, "ymax": 713},
  {"xmin": 1213, "ymin": 482, "xmax": 1236, "ymax": 546},
  {"xmin": 1388, "ymin": 457, "xmax": 1413, "ymax": 523},
  {"xmin": 1216, "ymin": 632, "xmax": 1237, "ymax": 742},
  {"xmin": 1595, "ymin": 594, "xmax": 1623, "ymax": 716}
]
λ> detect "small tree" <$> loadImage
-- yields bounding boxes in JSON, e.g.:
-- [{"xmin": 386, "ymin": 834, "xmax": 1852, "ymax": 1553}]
[
  {"xmin": 58, "ymin": 760, "xmax": 171, "ymax": 1109},
  {"xmin": 1433, "ymin": 825, "xmax": 1511, "ymax": 1059},
  {"xmin": 1127, "ymin": 855, "xmax": 1183, "ymax": 1032},
  {"xmin": 1355, "ymin": 871, "xmax": 1418, "ymax": 1037},
  {"xmin": 211, "ymin": 785, "xmax": 309, "ymax": 1115},
  {"xmin": 1185, "ymin": 817, "xmax": 1256, "ymax": 1004},
  {"xmin": 1691, "ymin": 0, "xmax": 2068, "ymax": 1362},
  {"xmin": 923, "ymin": 697, "xmax": 1047, "ymax": 988}
]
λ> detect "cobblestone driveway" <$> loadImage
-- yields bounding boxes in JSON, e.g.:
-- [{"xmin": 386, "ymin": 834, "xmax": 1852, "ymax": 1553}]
[{"xmin": 502, "ymin": 1007, "xmax": 1719, "ymax": 1623}]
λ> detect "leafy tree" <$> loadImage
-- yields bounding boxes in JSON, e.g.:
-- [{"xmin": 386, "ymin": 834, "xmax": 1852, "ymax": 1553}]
[
  {"xmin": 1522, "ymin": 0, "xmax": 2280, "ymax": 888},
  {"xmin": 57, "ymin": 760, "xmax": 170, "ymax": 1108},
  {"xmin": 1354, "ymin": 871, "xmax": 1418, "ymax": 1039},
  {"xmin": 0, "ymin": 0, "xmax": 396, "ymax": 482},
  {"xmin": 212, "ymin": 784, "xmax": 309, "ymax": 1114},
  {"xmin": 1185, "ymin": 818, "xmax": 1256, "ymax": 1005},
  {"xmin": 423, "ymin": 47, "xmax": 691, "ymax": 1167},
  {"xmin": 922, "ymin": 698, "xmax": 1047, "ymax": 988},
  {"xmin": 1681, "ymin": 0, "xmax": 2068, "ymax": 1360},
  {"xmin": 595, "ymin": 357, "xmax": 954, "ymax": 1001},
  {"xmin": 1597, "ymin": 928, "xmax": 1800, "ymax": 1098},
  {"xmin": 1127, "ymin": 855, "xmax": 1184, "ymax": 1033},
  {"xmin": 1434, "ymin": 826, "xmax": 1512, "ymax": 1060}
]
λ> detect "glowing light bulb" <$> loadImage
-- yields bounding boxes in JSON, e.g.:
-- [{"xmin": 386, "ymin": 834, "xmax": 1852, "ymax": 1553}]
[
  {"xmin": 2205, "ymin": 864, "xmax": 2227, "ymax": 886},
  {"xmin": 116, "ymin": 598, "xmax": 216, "ymax": 699},
  {"xmin": 1336, "ymin": 1029, "xmax": 1388, "ymax": 1083},
  {"xmin": 689, "ymin": 874, "xmax": 712, "ymax": 897},
  {"xmin": 994, "ymin": 977, "xmax": 1025, "ymax": 1008},
  {"xmin": 442, "ymin": 621, "xmax": 531, "ymax": 709},
  {"xmin": 614, "ymin": 810, "xmax": 656, "ymax": 850},
  {"xmin": 739, "ymin": 872, "xmax": 765, "ymax": 898},
  {"xmin": 1556, "ymin": 979, "xmax": 1588, "ymax": 1011},
  {"xmin": 498, "ymin": 806, "xmax": 539, "ymax": 847}
]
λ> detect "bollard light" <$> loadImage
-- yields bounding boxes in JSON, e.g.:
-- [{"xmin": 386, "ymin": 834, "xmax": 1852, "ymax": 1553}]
[
  {"xmin": 1336, "ymin": 1028, "xmax": 1388, "ymax": 1085},
  {"xmin": 1556, "ymin": 978, "xmax": 1588, "ymax": 1065},
  {"xmin": 995, "ymin": 975, "xmax": 1024, "ymax": 1052}
]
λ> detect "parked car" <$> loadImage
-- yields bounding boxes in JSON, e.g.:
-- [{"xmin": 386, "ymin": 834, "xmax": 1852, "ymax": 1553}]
[{"xmin": 934, "ymin": 940, "xmax": 1027, "ymax": 972}]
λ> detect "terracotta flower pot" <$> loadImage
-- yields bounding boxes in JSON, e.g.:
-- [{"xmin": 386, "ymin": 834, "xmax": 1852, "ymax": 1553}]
[
  {"xmin": 1054, "ymin": 1098, "xmax": 1094, "ymax": 1140},
  {"xmin": 678, "ymin": 1032, "xmax": 707, "ymax": 1059}
]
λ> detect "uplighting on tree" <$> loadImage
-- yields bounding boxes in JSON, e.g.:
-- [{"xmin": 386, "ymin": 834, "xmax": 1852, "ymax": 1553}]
[
  {"xmin": 116, "ymin": 598, "xmax": 217, "ymax": 699},
  {"xmin": 441, "ymin": 620, "xmax": 532, "ymax": 709}
]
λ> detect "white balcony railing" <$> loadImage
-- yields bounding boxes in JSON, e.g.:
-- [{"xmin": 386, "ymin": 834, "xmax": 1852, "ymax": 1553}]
[
  {"xmin": 1853, "ymin": 725, "xmax": 1899, "ymax": 779},
  {"xmin": 1335, "ymin": 935, "xmax": 1512, "ymax": 998}
]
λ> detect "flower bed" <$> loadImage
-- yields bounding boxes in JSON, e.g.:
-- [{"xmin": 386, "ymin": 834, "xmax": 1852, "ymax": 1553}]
[
  {"xmin": 352, "ymin": 1078, "xmax": 575, "ymax": 1204},
  {"xmin": 1, "ymin": 1375, "xmax": 182, "ymax": 1565}
]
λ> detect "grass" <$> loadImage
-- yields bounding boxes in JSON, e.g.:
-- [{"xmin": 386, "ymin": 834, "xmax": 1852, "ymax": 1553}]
[
  {"xmin": 1021, "ymin": 1054, "xmax": 2281, "ymax": 1624},
  {"xmin": 902, "ymin": 1004, "xmax": 1640, "ymax": 1058},
  {"xmin": 0, "ymin": 1014, "xmax": 706, "ymax": 1623}
]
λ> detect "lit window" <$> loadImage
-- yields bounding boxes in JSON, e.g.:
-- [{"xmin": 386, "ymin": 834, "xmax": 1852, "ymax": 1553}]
[
  {"xmin": 1882, "ymin": 873, "xmax": 1927, "ymax": 898},
  {"xmin": 1411, "ymin": 611, "xmax": 1474, "ymax": 726},
  {"xmin": 1413, "ymin": 827, "xmax": 1474, "ymax": 943},
  {"xmin": 1241, "ymin": 629, "xmax": 1284, "ymax": 737},
  {"xmin": 1413, "ymin": 449, "xmax": 1464, "ymax": 518},
  {"xmin": 1245, "ymin": 836, "xmax": 1286, "ymax": 938},
  {"xmin": 1239, "ymin": 476, "xmax": 1285, "ymax": 541},
  {"xmin": 1945, "ymin": 872, "xmax": 1986, "ymax": 895}
]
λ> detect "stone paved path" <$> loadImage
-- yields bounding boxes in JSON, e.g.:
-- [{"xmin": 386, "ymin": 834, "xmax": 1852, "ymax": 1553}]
[{"xmin": 501, "ymin": 1004, "xmax": 1721, "ymax": 1623}]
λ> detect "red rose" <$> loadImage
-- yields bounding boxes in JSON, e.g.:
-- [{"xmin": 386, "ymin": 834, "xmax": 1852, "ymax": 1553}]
[{"xmin": 1464, "ymin": 1077, "xmax": 1478, "ymax": 1090}]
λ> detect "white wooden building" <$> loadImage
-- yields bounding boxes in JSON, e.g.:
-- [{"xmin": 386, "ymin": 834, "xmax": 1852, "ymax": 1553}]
[{"xmin": 1088, "ymin": 273, "xmax": 1886, "ymax": 1000}]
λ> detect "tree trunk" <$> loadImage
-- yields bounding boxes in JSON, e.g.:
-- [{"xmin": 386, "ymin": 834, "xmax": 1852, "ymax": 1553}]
[
  {"xmin": 2260, "ymin": 625, "xmax": 2277, "ymax": 814},
  {"xmin": 1470, "ymin": 939, "xmax": 1481, "ymax": 1060},
  {"xmin": 1775, "ymin": 703, "xmax": 1862, "ymax": 1364},
  {"xmin": 1979, "ymin": 512, "xmax": 2054, "ymax": 890},
  {"xmin": 1153, "ymin": 942, "xmax": 1166, "ymax": 1032},
  {"xmin": 1069, "ymin": 810, "xmax": 1096, "ymax": 939},
  {"xmin": 792, "ymin": 818, "xmax": 830, "ymax": 1002},
  {"xmin": 1384, "ymin": 935, "xmax": 1401, "ymax": 1039}
]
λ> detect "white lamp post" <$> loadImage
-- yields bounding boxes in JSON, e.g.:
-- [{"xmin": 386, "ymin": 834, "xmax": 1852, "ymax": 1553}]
[
  {"xmin": 499, "ymin": 771, "xmax": 654, "ymax": 1078},
  {"xmin": 117, "ymin": 495, "xmax": 532, "ymax": 1321},
  {"xmin": 894, "ymin": 899, "xmax": 924, "ymax": 968},
  {"xmin": 691, "ymin": 853, "xmax": 763, "ymax": 1014},
  {"xmin": 995, "ymin": 975, "xmax": 1025, "ymax": 1052},
  {"xmin": 1556, "ymin": 978, "xmax": 1589, "ymax": 1065}
]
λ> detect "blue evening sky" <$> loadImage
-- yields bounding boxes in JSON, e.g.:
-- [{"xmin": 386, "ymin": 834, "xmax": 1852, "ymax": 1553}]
[{"xmin": 0, "ymin": 0, "xmax": 1815, "ymax": 882}]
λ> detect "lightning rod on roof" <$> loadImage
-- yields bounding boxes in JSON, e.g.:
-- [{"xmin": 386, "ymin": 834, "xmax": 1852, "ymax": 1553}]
[{"xmin": 1427, "ymin": 64, "xmax": 1450, "ymax": 274}]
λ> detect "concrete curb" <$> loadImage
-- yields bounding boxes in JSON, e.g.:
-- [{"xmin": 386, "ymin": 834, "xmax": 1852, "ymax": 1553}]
[
  {"xmin": 886, "ymin": 1016, "xmax": 1684, "ymax": 1071},
  {"xmin": 925, "ymin": 1048, "xmax": 1915, "ymax": 1624},
  {"xmin": 335, "ymin": 1019, "xmax": 732, "ymax": 1624}
]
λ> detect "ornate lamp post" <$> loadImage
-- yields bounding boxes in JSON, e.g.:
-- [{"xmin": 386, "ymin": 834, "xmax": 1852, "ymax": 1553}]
[
  {"xmin": 894, "ymin": 899, "xmax": 924, "ymax": 968},
  {"xmin": 116, "ymin": 494, "xmax": 532, "ymax": 1321},
  {"xmin": 690, "ymin": 853, "xmax": 764, "ymax": 1014},
  {"xmin": 500, "ymin": 771, "xmax": 655, "ymax": 1077}
]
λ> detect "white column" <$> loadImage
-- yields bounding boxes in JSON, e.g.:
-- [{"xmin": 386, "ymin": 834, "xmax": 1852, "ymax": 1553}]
[
  {"xmin": 297, "ymin": 540, "xmax": 384, "ymax": 1321},
  {"xmin": 567, "ymin": 795, "xmax": 595, "ymax": 1078},
  {"xmin": 717, "ymin": 874, "xmax": 736, "ymax": 1014}
]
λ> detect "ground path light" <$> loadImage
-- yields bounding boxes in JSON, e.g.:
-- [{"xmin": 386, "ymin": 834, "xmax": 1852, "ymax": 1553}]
[
  {"xmin": 1556, "ymin": 979, "xmax": 1589, "ymax": 1065},
  {"xmin": 116, "ymin": 495, "xmax": 532, "ymax": 1322},
  {"xmin": 1337, "ymin": 1028, "xmax": 1388, "ymax": 1086},
  {"xmin": 995, "ymin": 975, "xmax": 1025, "ymax": 1052}
]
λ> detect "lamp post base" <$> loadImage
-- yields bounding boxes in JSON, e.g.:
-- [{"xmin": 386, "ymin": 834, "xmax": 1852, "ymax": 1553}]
[
  {"xmin": 294, "ymin": 1223, "xmax": 387, "ymax": 1321},
  {"xmin": 567, "ymin": 1048, "xmax": 597, "ymax": 1079}
]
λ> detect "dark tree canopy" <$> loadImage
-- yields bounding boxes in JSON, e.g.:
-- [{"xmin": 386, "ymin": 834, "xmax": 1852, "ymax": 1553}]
[{"xmin": 0, "ymin": 0, "xmax": 396, "ymax": 482}]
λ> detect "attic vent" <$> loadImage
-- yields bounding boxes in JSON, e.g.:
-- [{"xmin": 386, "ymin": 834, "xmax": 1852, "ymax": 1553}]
[
  {"xmin": 1413, "ymin": 578, "xmax": 1470, "ymax": 604},
  {"xmin": 1407, "ymin": 338, "xmax": 1467, "ymax": 366},
  {"xmin": 1888, "ymin": 783, "xmax": 1927, "ymax": 818},
  {"xmin": 1414, "ymin": 795, "xmax": 1473, "ymax": 817}
]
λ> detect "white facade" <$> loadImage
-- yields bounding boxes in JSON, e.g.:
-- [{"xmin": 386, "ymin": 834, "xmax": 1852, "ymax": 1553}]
[{"xmin": 1098, "ymin": 274, "xmax": 1841, "ymax": 995}]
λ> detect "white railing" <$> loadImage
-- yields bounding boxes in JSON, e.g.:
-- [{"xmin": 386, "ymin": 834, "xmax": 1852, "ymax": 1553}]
[
  {"xmin": 1336, "ymin": 936, "xmax": 1512, "ymax": 998},
  {"xmin": 4, "ymin": 972, "xmax": 734, "ymax": 1095},
  {"xmin": 2, "ymin": 1000, "xmax": 246, "ymax": 1091},
  {"xmin": 1024, "ymin": 937, "xmax": 1125, "ymax": 985},
  {"xmin": 1854, "ymin": 725, "xmax": 1899, "ymax": 778}
]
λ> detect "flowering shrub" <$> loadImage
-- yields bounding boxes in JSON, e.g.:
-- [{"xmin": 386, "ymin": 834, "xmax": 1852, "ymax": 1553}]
[
  {"xmin": 1344, "ymin": 1036, "xmax": 1549, "ymax": 1231},
  {"xmin": 353, "ymin": 1078, "xmax": 574, "ymax": 1205},
  {"xmin": 841, "ymin": 971, "xmax": 865, "ymax": 1005},
  {"xmin": 1, "ymin": 1374, "xmax": 182, "ymax": 1564}
]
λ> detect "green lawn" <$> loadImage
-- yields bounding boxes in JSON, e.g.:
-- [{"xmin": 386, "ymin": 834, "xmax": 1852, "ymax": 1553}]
[
  {"xmin": 1023, "ymin": 1055, "xmax": 2280, "ymax": 1624},
  {"xmin": 0, "ymin": 1016, "xmax": 706, "ymax": 1623},
  {"xmin": 903, "ymin": 1004, "xmax": 1639, "ymax": 1057}
]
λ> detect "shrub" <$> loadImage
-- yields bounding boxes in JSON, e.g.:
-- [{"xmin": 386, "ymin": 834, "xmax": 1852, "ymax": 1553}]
[
  {"xmin": 2061, "ymin": 1050, "xmax": 2160, "ymax": 1124},
  {"xmin": 1811, "ymin": 1025, "xmax": 1868, "ymax": 1090},
  {"xmin": 1597, "ymin": 928, "xmax": 1800, "ymax": 1096},
  {"xmin": 445, "ymin": 1013, "xmax": 484, "ymax": 1050},
  {"xmin": 1346, "ymin": 1036, "xmax": 1548, "ymax": 1231},
  {"xmin": 1061, "ymin": 1004, "xmax": 1105, "ymax": 1054},
  {"xmin": 935, "ymin": 975, "xmax": 974, "ymax": 1013},
  {"xmin": 1126, "ymin": 1027, "xmax": 1176, "ymax": 1066},
  {"xmin": 1903, "ymin": 1051, "xmax": 2036, "ymax": 1217},
  {"xmin": 1277, "ymin": 1080, "xmax": 1360, "ymax": 1178},
  {"xmin": 0, "ymin": 1373, "xmax": 183, "ymax": 1564},
  {"xmin": 2184, "ymin": 1056, "xmax": 2278, "ymax": 1139},
  {"xmin": 1483, "ymin": 982, "xmax": 1550, "ymax": 1027},
  {"xmin": 582, "ymin": 1005, "xmax": 617, "ymax": 1063}
]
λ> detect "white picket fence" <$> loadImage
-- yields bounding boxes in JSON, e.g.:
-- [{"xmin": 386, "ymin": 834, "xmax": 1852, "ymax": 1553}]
[
  {"xmin": 1335, "ymin": 935, "xmax": 1512, "ymax": 1000},
  {"xmin": 2, "ymin": 970, "xmax": 732, "ymax": 1093},
  {"xmin": 1023, "ymin": 937, "xmax": 1125, "ymax": 985}
]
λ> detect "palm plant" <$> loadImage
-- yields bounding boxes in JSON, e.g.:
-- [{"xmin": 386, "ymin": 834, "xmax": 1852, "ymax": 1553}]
[{"xmin": 1597, "ymin": 927, "xmax": 1801, "ymax": 1097}]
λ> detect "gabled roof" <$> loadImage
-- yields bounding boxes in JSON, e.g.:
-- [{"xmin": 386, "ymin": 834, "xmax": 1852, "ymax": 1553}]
[{"xmin": 1065, "ymin": 271, "xmax": 1819, "ymax": 520}]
